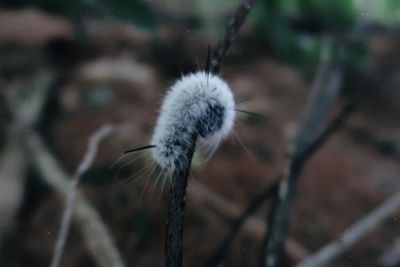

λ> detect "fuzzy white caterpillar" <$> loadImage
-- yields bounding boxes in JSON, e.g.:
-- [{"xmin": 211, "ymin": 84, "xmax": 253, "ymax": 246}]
[{"xmin": 151, "ymin": 71, "xmax": 235, "ymax": 174}]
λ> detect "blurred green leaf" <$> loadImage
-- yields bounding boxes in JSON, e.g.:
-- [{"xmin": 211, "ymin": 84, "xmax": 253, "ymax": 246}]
[
  {"xmin": 93, "ymin": 0, "xmax": 157, "ymax": 29},
  {"xmin": 375, "ymin": 0, "xmax": 400, "ymax": 25},
  {"xmin": 11, "ymin": 0, "xmax": 157, "ymax": 29},
  {"xmin": 298, "ymin": 0, "xmax": 357, "ymax": 31}
]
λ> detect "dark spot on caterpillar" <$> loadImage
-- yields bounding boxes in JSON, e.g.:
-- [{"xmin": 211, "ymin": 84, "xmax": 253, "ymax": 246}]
[{"xmin": 198, "ymin": 103, "xmax": 225, "ymax": 138}]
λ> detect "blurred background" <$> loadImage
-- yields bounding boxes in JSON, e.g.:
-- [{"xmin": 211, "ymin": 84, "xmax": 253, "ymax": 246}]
[{"xmin": 0, "ymin": 0, "xmax": 399, "ymax": 266}]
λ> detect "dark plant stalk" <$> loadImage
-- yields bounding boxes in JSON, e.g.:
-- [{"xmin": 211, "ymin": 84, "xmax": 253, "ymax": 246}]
[
  {"xmin": 165, "ymin": 133, "xmax": 197, "ymax": 267},
  {"xmin": 164, "ymin": 0, "xmax": 257, "ymax": 266},
  {"xmin": 259, "ymin": 43, "xmax": 343, "ymax": 267},
  {"xmin": 207, "ymin": 181, "xmax": 279, "ymax": 267},
  {"xmin": 207, "ymin": 85, "xmax": 374, "ymax": 267},
  {"xmin": 260, "ymin": 88, "xmax": 375, "ymax": 267},
  {"xmin": 210, "ymin": 0, "xmax": 257, "ymax": 74}
]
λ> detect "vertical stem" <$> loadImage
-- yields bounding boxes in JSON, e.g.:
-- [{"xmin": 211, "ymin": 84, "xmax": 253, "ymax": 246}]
[
  {"xmin": 259, "ymin": 163, "xmax": 302, "ymax": 267},
  {"xmin": 260, "ymin": 42, "xmax": 343, "ymax": 267},
  {"xmin": 165, "ymin": 134, "xmax": 197, "ymax": 267}
]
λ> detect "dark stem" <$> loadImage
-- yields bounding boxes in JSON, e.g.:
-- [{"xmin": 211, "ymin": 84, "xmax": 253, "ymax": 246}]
[
  {"xmin": 207, "ymin": 90, "xmax": 374, "ymax": 267},
  {"xmin": 258, "ymin": 164, "xmax": 302, "ymax": 267},
  {"xmin": 165, "ymin": 134, "xmax": 197, "ymax": 267},
  {"xmin": 164, "ymin": 0, "xmax": 257, "ymax": 264},
  {"xmin": 210, "ymin": 0, "xmax": 256, "ymax": 74},
  {"xmin": 260, "ymin": 89, "xmax": 374, "ymax": 267},
  {"xmin": 258, "ymin": 186, "xmax": 280, "ymax": 267},
  {"xmin": 207, "ymin": 181, "xmax": 279, "ymax": 267},
  {"xmin": 259, "ymin": 44, "xmax": 343, "ymax": 267}
]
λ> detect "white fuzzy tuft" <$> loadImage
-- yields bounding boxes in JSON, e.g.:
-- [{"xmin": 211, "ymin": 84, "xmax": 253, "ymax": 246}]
[{"xmin": 151, "ymin": 71, "xmax": 235, "ymax": 173}]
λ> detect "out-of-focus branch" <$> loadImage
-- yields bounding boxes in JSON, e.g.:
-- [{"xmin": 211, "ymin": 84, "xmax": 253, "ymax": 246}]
[
  {"xmin": 2, "ymin": 69, "xmax": 124, "ymax": 267},
  {"xmin": 297, "ymin": 191, "xmax": 400, "ymax": 267},
  {"xmin": 26, "ymin": 133, "xmax": 126, "ymax": 267},
  {"xmin": 0, "ymin": 70, "xmax": 54, "ymax": 243},
  {"xmin": 292, "ymin": 39, "xmax": 343, "ymax": 155},
  {"xmin": 206, "ymin": 181, "xmax": 279, "ymax": 267},
  {"xmin": 207, "ymin": 38, "xmax": 342, "ymax": 267},
  {"xmin": 3, "ymin": 70, "xmax": 54, "ymax": 130},
  {"xmin": 0, "ymin": 133, "xmax": 26, "ymax": 242},
  {"xmin": 260, "ymin": 41, "xmax": 345, "ymax": 267},
  {"xmin": 50, "ymin": 124, "xmax": 115, "ymax": 267},
  {"xmin": 378, "ymin": 237, "xmax": 400, "ymax": 267},
  {"xmin": 349, "ymin": 127, "xmax": 400, "ymax": 160},
  {"xmin": 188, "ymin": 182, "xmax": 310, "ymax": 263}
]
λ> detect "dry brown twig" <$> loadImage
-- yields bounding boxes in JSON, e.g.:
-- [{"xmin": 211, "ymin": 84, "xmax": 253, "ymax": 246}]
[
  {"xmin": 49, "ymin": 124, "xmax": 115, "ymax": 267},
  {"xmin": 260, "ymin": 39, "xmax": 344, "ymax": 267},
  {"xmin": 296, "ymin": 190, "xmax": 400, "ymax": 267},
  {"xmin": 1, "ymin": 68, "xmax": 125, "ymax": 267},
  {"xmin": 0, "ymin": 71, "xmax": 54, "ymax": 243},
  {"xmin": 26, "ymin": 131, "xmax": 126, "ymax": 267},
  {"xmin": 187, "ymin": 182, "xmax": 310, "ymax": 262}
]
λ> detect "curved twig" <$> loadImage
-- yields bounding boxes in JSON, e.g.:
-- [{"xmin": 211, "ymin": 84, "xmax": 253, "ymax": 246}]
[{"xmin": 50, "ymin": 124, "xmax": 114, "ymax": 267}]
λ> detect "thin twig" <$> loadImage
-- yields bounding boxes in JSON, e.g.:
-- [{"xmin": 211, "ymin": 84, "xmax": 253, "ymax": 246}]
[
  {"xmin": 293, "ymin": 40, "xmax": 342, "ymax": 156},
  {"xmin": 50, "ymin": 124, "xmax": 114, "ymax": 267},
  {"xmin": 208, "ymin": 40, "xmax": 341, "ymax": 266},
  {"xmin": 206, "ymin": 84, "xmax": 372, "ymax": 267},
  {"xmin": 349, "ymin": 127, "xmax": 400, "ymax": 159},
  {"xmin": 26, "ymin": 133, "xmax": 126, "ymax": 267},
  {"xmin": 207, "ymin": 42, "xmax": 342, "ymax": 267},
  {"xmin": 297, "ymin": 191, "xmax": 400, "ymax": 267},
  {"xmin": 165, "ymin": 133, "xmax": 197, "ymax": 267},
  {"xmin": 206, "ymin": 181, "xmax": 279, "ymax": 267},
  {"xmin": 260, "ymin": 43, "xmax": 345, "ymax": 267},
  {"xmin": 210, "ymin": 0, "xmax": 256, "ymax": 74},
  {"xmin": 0, "ymin": 70, "xmax": 53, "ymax": 244},
  {"xmin": 0, "ymin": 130, "xmax": 26, "ymax": 243},
  {"xmin": 188, "ymin": 182, "xmax": 310, "ymax": 262}
]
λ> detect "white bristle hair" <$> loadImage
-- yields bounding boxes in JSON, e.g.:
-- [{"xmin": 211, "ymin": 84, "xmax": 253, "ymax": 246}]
[{"xmin": 151, "ymin": 71, "xmax": 235, "ymax": 174}]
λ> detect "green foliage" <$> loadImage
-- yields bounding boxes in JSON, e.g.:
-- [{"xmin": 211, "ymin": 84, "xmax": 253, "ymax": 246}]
[
  {"xmin": 251, "ymin": 0, "xmax": 365, "ymax": 68},
  {"xmin": 298, "ymin": 0, "xmax": 357, "ymax": 31},
  {"xmin": 93, "ymin": 0, "xmax": 157, "ymax": 29},
  {"xmin": 375, "ymin": 0, "xmax": 400, "ymax": 24},
  {"xmin": 251, "ymin": 0, "xmax": 296, "ymax": 59},
  {"xmin": 23, "ymin": 0, "xmax": 157, "ymax": 29}
]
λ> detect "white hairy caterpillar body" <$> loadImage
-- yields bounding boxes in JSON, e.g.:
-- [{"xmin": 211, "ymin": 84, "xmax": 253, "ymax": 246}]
[{"xmin": 151, "ymin": 71, "xmax": 235, "ymax": 174}]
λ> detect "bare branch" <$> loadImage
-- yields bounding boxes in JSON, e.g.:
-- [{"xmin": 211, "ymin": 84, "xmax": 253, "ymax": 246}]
[
  {"xmin": 293, "ymin": 39, "xmax": 343, "ymax": 157},
  {"xmin": 0, "ymin": 132, "xmax": 26, "ymax": 242},
  {"xmin": 210, "ymin": 0, "xmax": 256, "ymax": 74},
  {"xmin": 188, "ymin": 182, "xmax": 310, "ymax": 263},
  {"xmin": 26, "ymin": 133, "xmax": 126, "ymax": 267},
  {"xmin": 297, "ymin": 191, "xmax": 400, "ymax": 267},
  {"xmin": 165, "ymin": 1, "xmax": 257, "ymax": 265},
  {"xmin": 378, "ymin": 237, "xmax": 400, "ymax": 267},
  {"xmin": 50, "ymin": 124, "xmax": 114, "ymax": 267},
  {"xmin": 260, "ymin": 41, "xmax": 344, "ymax": 267},
  {"xmin": 206, "ymin": 181, "xmax": 279, "ymax": 267},
  {"xmin": 165, "ymin": 133, "xmax": 197, "ymax": 267},
  {"xmin": 0, "ymin": 70, "xmax": 54, "ymax": 243}
]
